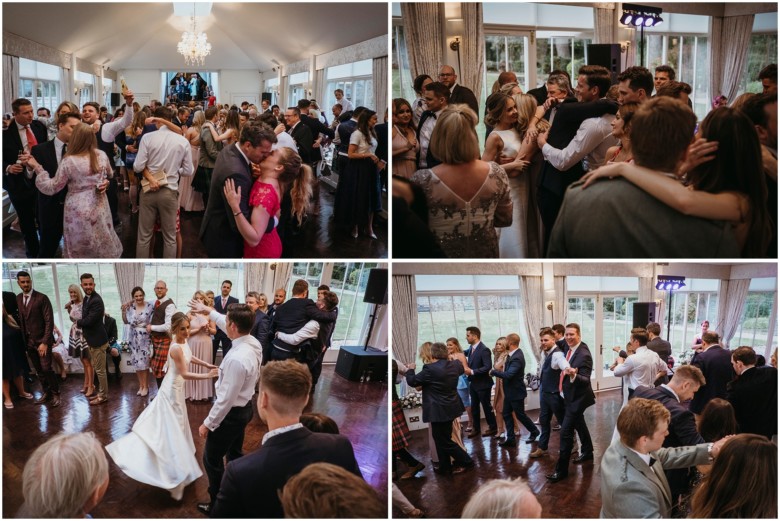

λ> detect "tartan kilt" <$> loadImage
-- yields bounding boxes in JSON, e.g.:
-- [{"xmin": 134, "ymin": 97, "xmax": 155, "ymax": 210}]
[
  {"xmin": 150, "ymin": 334, "xmax": 171, "ymax": 378},
  {"xmin": 392, "ymin": 400, "xmax": 411, "ymax": 451}
]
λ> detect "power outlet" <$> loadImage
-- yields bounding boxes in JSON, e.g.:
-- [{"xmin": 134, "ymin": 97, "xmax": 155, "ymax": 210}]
[{"xmin": 410, "ymin": 416, "xmax": 420, "ymax": 423}]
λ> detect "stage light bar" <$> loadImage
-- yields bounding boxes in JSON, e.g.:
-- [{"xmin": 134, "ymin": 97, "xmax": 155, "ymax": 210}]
[
  {"xmin": 656, "ymin": 275, "xmax": 686, "ymax": 291},
  {"xmin": 621, "ymin": 3, "xmax": 664, "ymax": 28}
]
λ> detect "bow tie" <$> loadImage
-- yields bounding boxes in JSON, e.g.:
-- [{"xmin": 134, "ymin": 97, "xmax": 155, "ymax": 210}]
[
  {"xmin": 422, "ymin": 110, "xmax": 437, "ymax": 120},
  {"xmin": 649, "ymin": 457, "xmax": 656, "ymax": 467}
]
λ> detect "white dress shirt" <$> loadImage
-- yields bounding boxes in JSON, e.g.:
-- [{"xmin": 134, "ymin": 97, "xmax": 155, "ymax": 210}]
[
  {"xmin": 204, "ymin": 310, "xmax": 263, "ymax": 431},
  {"xmin": 100, "ymin": 104, "xmax": 134, "ymax": 144},
  {"xmin": 418, "ymin": 108, "xmax": 443, "ymax": 168},
  {"xmin": 133, "ymin": 126, "xmax": 194, "ymax": 191},
  {"xmin": 262, "ymin": 423, "xmax": 304, "ymax": 444},
  {"xmin": 273, "ymin": 131, "xmax": 298, "ymax": 151},
  {"xmin": 613, "ymin": 345, "xmax": 667, "ymax": 390},
  {"xmin": 542, "ymin": 113, "xmax": 617, "ymax": 172},
  {"xmin": 336, "ymin": 97, "xmax": 354, "ymax": 113},
  {"xmin": 149, "ymin": 297, "xmax": 176, "ymax": 334},
  {"xmin": 276, "ymin": 319, "xmax": 319, "ymax": 345}
]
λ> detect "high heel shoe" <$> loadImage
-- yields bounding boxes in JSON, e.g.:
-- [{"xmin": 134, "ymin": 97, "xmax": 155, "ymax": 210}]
[
  {"xmin": 85, "ymin": 387, "xmax": 96, "ymax": 398},
  {"xmin": 80, "ymin": 386, "xmax": 88, "ymax": 394},
  {"xmin": 140, "ymin": 388, "xmax": 148, "ymax": 397}
]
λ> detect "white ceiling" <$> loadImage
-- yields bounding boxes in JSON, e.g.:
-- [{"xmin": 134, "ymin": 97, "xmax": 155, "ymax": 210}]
[{"xmin": 3, "ymin": 2, "xmax": 388, "ymax": 71}]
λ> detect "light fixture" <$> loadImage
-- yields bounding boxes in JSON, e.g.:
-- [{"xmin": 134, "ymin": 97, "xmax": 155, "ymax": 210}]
[
  {"xmin": 656, "ymin": 275, "xmax": 685, "ymax": 338},
  {"xmin": 620, "ymin": 12, "xmax": 633, "ymax": 25},
  {"xmin": 177, "ymin": 4, "xmax": 211, "ymax": 67},
  {"xmin": 620, "ymin": 3, "xmax": 664, "ymax": 67}
]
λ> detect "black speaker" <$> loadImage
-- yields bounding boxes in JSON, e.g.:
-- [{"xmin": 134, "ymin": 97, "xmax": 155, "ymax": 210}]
[
  {"xmin": 363, "ymin": 268, "xmax": 387, "ymax": 305},
  {"xmin": 632, "ymin": 302, "xmax": 657, "ymax": 328},
  {"xmin": 335, "ymin": 346, "xmax": 388, "ymax": 382},
  {"xmin": 587, "ymin": 44, "xmax": 622, "ymax": 83},
  {"xmin": 261, "ymin": 92, "xmax": 272, "ymax": 103},
  {"xmin": 110, "ymin": 93, "xmax": 121, "ymax": 107}
]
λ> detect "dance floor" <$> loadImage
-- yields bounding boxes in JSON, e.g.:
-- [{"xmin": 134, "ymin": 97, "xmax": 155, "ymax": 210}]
[
  {"xmin": 2, "ymin": 365, "xmax": 388, "ymax": 518},
  {"xmin": 2, "ymin": 178, "xmax": 388, "ymax": 259},
  {"xmin": 393, "ymin": 389, "xmax": 623, "ymax": 518}
]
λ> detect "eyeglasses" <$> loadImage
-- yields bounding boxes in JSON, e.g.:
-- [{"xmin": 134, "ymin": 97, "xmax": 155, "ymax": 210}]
[{"xmin": 438, "ymin": 73, "xmax": 454, "ymax": 77}]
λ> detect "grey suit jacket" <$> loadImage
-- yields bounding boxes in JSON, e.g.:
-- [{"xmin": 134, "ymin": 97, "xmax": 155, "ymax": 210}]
[{"xmin": 600, "ymin": 439, "xmax": 710, "ymax": 518}]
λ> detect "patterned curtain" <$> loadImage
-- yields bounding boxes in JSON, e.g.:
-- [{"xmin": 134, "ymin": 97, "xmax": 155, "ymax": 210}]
[
  {"xmin": 400, "ymin": 3, "xmax": 444, "ymax": 82},
  {"xmin": 3, "ymin": 55, "xmax": 19, "ymax": 115},
  {"xmin": 710, "ymin": 15, "xmax": 755, "ymax": 102},
  {"xmin": 716, "ymin": 279, "xmax": 751, "ymax": 348},
  {"xmin": 243, "ymin": 263, "xmax": 266, "ymax": 298},
  {"xmin": 114, "ymin": 264, "xmax": 145, "ymax": 303},
  {"xmin": 391, "ymin": 275, "xmax": 418, "ymax": 364},
  {"xmin": 593, "ymin": 6, "xmax": 616, "ymax": 44},
  {"xmin": 272, "ymin": 263, "xmax": 293, "ymax": 295},
  {"xmin": 553, "ymin": 276, "xmax": 568, "ymax": 326},
  {"xmin": 460, "ymin": 3, "xmax": 484, "ymax": 99},
  {"xmin": 372, "ymin": 56, "xmax": 388, "ymax": 121},
  {"xmin": 519, "ymin": 276, "xmax": 544, "ymax": 362}
]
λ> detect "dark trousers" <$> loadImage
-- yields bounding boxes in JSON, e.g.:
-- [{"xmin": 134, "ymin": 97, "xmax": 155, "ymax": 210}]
[
  {"xmin": 270, "ymin": 346, "xmax": 297, "ymax": 362},
  {"xmin": 537, "ymin": 186, "xmax": 563, "ymax": 255},
  {"xmin": 203, "ymin": 402, "xmax": 254, "ymax": 505},
  {"xmin": 27, "ymin": 344, "xmax": 59, "ymax": 395},
  {"xmin": 469, "ymin": 386, "xmax": 497, "ymax": 432},
  {"xmin": 555, "ymin": 408, "xmax": 594, "ymax": 475},
  {"xmin": 538, "ymin": 391, "xmax": 565, "ymax": 450},
  {"xmin": 212, "ymin": 332, "xmax": 233, "ymax": 363},
  {"xmin": 107, "ymin": 176, "xmax": 119, "ymax": 225},
  {"xmin": 9, "ymin": 189, "xmax": 39, "ymax": 258},
  {"xmin": 37, "ymin": 199, "xmax": 64, "ymax": 258},
  {"xmin": 431, "ymin": 420, "xmax": 472, "ymax": 473},
  {"xmin": 309, "ymin": 347, "xmax": 327, "ymax": 387},
  {"xmin": 503, "ymin": 396, "xmax": 539, "ymax": 441},
  {"xmin": 393, "ymin": 447, "xmax": 421, "ymax": 471}
]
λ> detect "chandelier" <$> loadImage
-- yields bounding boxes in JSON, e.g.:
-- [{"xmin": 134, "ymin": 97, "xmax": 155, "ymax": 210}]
[{"xmin": 177, "ymin": 13, "xmax": 211, "ymax": 66}]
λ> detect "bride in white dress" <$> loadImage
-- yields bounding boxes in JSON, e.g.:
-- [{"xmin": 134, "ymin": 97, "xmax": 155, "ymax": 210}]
[{"xmin": 106, "ymin": 312, "xmax": 218, "ymax": 500}]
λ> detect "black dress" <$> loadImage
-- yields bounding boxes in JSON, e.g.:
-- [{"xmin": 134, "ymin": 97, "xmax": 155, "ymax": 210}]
[
  {"xmin": 333, "ymin": 130, "xmax": 381, "ymax": 229},
  {"xmin": 3, "ymin": 321, "xmax": 28, "ymax": 380}
]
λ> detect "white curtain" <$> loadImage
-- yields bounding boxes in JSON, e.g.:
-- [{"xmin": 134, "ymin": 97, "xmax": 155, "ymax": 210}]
[
  {"xmin": 391, "ymin": 275, "xmax": 418, "ymax": 365},
  {"xmin": 710, "ymin": 15, "xmax": 755, "ymax": 102},
  {"xmin": 59, "ymin": 65, "xmax": 73, "ymax": 107},
  {"xmin": 553, "ymin": 276, "xmax": 568, "ymax": 326},
  {"xmin": 519, "ymin": 276, "xmax": 544, "ymax": 362},
  {"xmin": 372, "ymin": 56, "xmax": 388, "ymax": 120},
  {"xmin": 3, "ymin": 55, "xmax": 19, "ymax": 115},
  {"xmin": 272, "ymin": 263, "xmax": 293, "ymax": 294},
  {"xmin": 243, "ymin": 263, "xmax": 266, "ymax": 297},
  {"xmin": 716, "ymin": 279, "xmax": 750, "ymax": 348},
  {"xmin": 400, "ymin": 3, "xmax": 444, "ymax": 82},
  {"xmin": 593, "ymin": 6, "xmax": 616, "ymax": 44},
  {"xmin": 114, "ymin": 264, "xmax": 145, "ymax": 302},
  {"xmin": 314, "ymin": 68, "xmax": 326, "ymax": 110},
  {"xmin": 460, "ymin": 3, "xmax": 484, "ymax": 100}
]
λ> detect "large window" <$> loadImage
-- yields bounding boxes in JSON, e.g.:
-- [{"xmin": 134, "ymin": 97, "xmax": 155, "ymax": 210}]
[
  {"xmin": 18, "ymin": 58, "xmax": 61, "ymax": 113},
  {"xmin": 662, "ymin": 278, "xmax": 720, "ymax": 356},
  {"xmin": 536, "ymin": 34, "xmax": 592, "ymax": 88},
  {"xmin": 325, "ymin": 60, "xmax": 374, "ymax": 111},
  {"xmin": 264, "ymin": 78, "xmax": 279, "ymax": 106},
  {"xmin": 287, "ymin": 72, "xmax": 309, "ymax": 108},
  {"xmin": 75, "ymin": 71, "xmax": 94, "ymax": 108},
  {"xmin": 732, "ymin": 278, "xmax": 777, "ymax": 350},
  {"xmin": 737, "ymin": 33, "xmax": 778, "ymax": 95},
  {"xmin": 415, "ymin": 275, "xmax": 537, "ymax": 374},
  {"xmin": 392, "ymin": 23, "xmax": 415, "ymax": 102}
]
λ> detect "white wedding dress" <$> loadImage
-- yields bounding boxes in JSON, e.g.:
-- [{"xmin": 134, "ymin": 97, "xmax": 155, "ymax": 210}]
[{"xmin": 106, "ymin": 342, "xmax": 203, "ymax": 500}]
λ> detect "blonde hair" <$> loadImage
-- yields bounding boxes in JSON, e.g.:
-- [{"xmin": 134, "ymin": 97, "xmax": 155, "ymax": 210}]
[
  {"xmin": 617, "ymin": 397, "xmax": 670, "ymax": 447},
  {"xmin": 21, "ymin": 432, "xmax": 108, "ymax": 518},
  {"xmin": 67, "ymin": 123, "xmax": 101, "ymax": 173},
  {"xmin": 276, "ymin": 147, "xmax": 313, "ymax": 226},
  {"xmin": 192, "ymin": 110, "xmax": 206, "ymax": 132},
  {"xmin": 429, "ymin": 104, "xmax": 480, "ymax": 165},
  {"xmin": 461, "ymin": 477, "xmax": 536, "ymax": 518},
  {"xmin": 419, "ymin": 342, "xmax": 434, "ymax": 364},
  {"xmin": 67, "ymin": 284, "xmax": 84, "ymax": 303},
  {"xmin": 192, "ymin": 290, "xmax": 207, "ymax": 303},
  {"xmin": 513, "ymin": 93, "xmax": 549, "ymax": 135}
]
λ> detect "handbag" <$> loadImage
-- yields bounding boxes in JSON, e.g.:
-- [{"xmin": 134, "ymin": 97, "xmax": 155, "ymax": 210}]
[{"xmin": 140, "ymin": 170, "xmax": 169, "ymax": 193}]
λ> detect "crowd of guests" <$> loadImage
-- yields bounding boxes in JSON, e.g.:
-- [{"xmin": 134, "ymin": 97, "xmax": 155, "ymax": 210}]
[
  {"xmin": 393, "ymin": 322, "xmax": 777, "ymax": 518},
  {"xmin": 5, "ymin": 271, "xmax": 389, "ymax": 517},
  {"xmin": 3, "ymin": 86, "xmax": 387, "ymax": 258},
  {"xmin": 392, "ymin": 62, "xmax": 777, "ymax": 258}
]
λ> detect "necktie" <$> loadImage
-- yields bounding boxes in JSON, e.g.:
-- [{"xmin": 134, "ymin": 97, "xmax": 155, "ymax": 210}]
[
  {"xmin": 154, "ymin": 300, "xmax": 161, "ymax": 309},
  {"xmin": 559, "ymin": 349, "xmax": 574, "ymax": 393},
  {"xmin": 25, "ymin": 125, "xmax": 37, "ymax": 148},
  {"xmin": 62, "ymin": 143, "xmax": 67, "ymax": 158},
  {"xmin": 24, "ymin": 294, "xmax": 30, "ymax": 308}
]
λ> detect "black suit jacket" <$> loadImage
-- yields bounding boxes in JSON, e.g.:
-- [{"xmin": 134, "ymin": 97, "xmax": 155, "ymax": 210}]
[
  {"xmin": 299, "ymin": 114, "xmax": 334, "ymax": 162},
  {"xmin": 199, "ymin": 143, "xmax": 253, "ymax": 258},
  {"xmin": 16, "ymin": 290, "xmax": 54, "ymax": 348},
  {"xmin": 406, "ymin": 359, "xmax": 465, "ymax": 423},
  {"xmin": 374, "ymin": 123, "xmax": 388, "ymax": 163},
  {"xmin": 269, "ymin": 298, "xmax": 337, "ymax": 348},
  {"xmin": 76, "ymin": 292, "xmax": 108, "ymax": 347},
  {"xmin": 211, "ymin": 427, "xmax": 362, "ymax": 518},
  {"xmin": 449, "ymin": 84, "xmax": 479, "ymax": 116},
  {"xmin": 491, "ymin": 349, "xmax": 528, "ymax": 401},
  {"xmin": 288, "ymin": 122, "xmax": 314, "ymax": 164},
  {"xmin": 415, "ymin": 110, "xmax": 442, "ymax": 169},
  {"xmin": 30, "ymin": 139, "xmax": 67, "ymax": 228},
  {"xmin": 526, "ymin": 85, "xmax": 548, "ymax": 107},
  {"xmin": 3, "ymin": 119, "xmax": 48, "ymax": 197},
  {"xmin": 250, "ymin": 309, "xmax": 270, "ymax": 347},
  {"xmin": 689, "ymin": 345, "xmax": 734, "ymax": 414},
  {"xmin": 727, "ymin": 366, "xmax": 777, "ymax": 439},
  {"xmin": 647, "ymin": 337, "xmax": 672, "ymax": 361},
  {"xmin": 466, "ymin": 341, "xmax": 493, "ymax": 391},
  {"xmin": 213, "ymin": 295, "xmax": 238, "ymax": 340},
  {"xmin": 560, "ymin": 343, "xmax": 596, "ymax": 414},
  {"xmin": 336, "ymin": 119, "xmax": 358, "ymax": 155}
]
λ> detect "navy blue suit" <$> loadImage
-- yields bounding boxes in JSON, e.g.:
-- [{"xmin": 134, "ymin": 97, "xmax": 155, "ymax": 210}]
[
  {"xmin": 689, "ymin": 345, "xmax": 734, "ymax": 414},
  {"xmin": 467, "ymin": 341, "xmax": 497, "ymax": 431},
  {"xmin": 555, "ymin": 342, "xmax": 595, "ymax": 476},
  {"xmin": 538, "ymin": 347, "xmax": 566, "ymax": 450},
  {"xmin": 30, "ymin": 139, "xmax": 67, "ymax": 257},
  {"xmin": 406, "ymin": 359, "xmax": 473, "ymax": 473},
  {"xmin": 491, "ymin": 348, "xmax": 540, "ymax": 441},
  {"xmin": 212, "ymin": 294, "xmax": 238, "ymax": 362}
]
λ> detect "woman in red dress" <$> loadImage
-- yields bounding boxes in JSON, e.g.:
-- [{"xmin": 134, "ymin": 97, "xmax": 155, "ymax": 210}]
[{"xmin": 223, "ymin": 146, "xmax": 312, "ymax": 258}]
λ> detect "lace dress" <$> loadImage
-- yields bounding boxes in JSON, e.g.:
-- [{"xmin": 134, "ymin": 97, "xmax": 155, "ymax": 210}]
[
  {"xmin": 106, "ymin": 342, "xmax": 202, "ymax": 500},
  {"xmin": 411, "ymin": 162, "xmax": 512, "ymax": 258},
  {"xmin": 244, "ymin": 180, "xmax": 282, "ymax": 258},
  {"xmin": 34, "ymin": 151, "xmax": 122, "ymax": 258}
]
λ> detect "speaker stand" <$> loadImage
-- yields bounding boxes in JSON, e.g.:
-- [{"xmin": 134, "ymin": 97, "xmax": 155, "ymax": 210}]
[{"xmin": 364, "ymin": 303, "xmax": 381, "ymax": 351}]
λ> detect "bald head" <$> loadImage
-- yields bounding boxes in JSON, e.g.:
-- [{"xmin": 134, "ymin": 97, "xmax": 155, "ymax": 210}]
[
  {"xmin": 438, "ymin": 65, "xmax": 457, "ymax": 88},
  {"xmin": 498, "ymin": 71, "xmax": 518, "ymax": 86}
]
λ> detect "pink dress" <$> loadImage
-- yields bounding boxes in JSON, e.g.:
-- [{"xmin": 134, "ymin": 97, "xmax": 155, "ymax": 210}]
[
  {"xmin": 34, "ymin": 151, "xmax": 122, "ymax": 258},
  {"xmin": 244, "ymin": 180, "xmax": 282, "ymax": 258}
]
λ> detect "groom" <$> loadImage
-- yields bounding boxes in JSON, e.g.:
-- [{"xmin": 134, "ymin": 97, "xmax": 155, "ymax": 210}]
[{"xmin": 189, "ymin": 299, "xmax": 263, "ymax": 516}]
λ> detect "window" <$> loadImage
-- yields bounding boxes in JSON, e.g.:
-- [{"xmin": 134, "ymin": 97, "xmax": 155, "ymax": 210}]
[
  {"xmin": 103, "ymin": 78, "xmax": 114, "ymax": 108},
  {"xmin": 536, "ymin": 35, "xmax": 592, "ymax": 88},
  {"xmin": 265, "ymin": 78, "xmax": 279, "ymax": 106},
  {"xmin": 326, "ymin": 60, "xmax": 374, "ymax": 111},
  {"xmin": 732, "ymin": 278, "xmax": 778, "ymax": 350},
  {"xmin": 415, "ymin": 275, "xmax": 537, "ymax": 373},
  {"xmin": 664, "ymin": 279, "xmax": 720, "ymax": 357},
  {"xmin": 18, "ymin": 58, "xmax": 61, "ymax": 113},
  {"xmin": 287, "ymin": 72, "xmax": 309, "ymax": 108},
  {"xmin": 392, "ymin": 23, "xmax": 415, "ymax": 102},
  {"xmin": 737, "ymin": 33, "xmax": 778, "ymax": 95}
]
